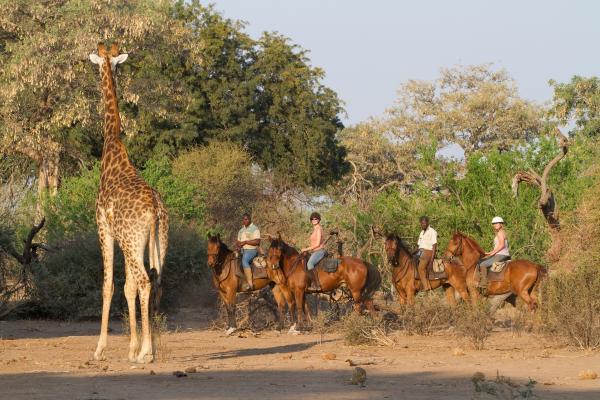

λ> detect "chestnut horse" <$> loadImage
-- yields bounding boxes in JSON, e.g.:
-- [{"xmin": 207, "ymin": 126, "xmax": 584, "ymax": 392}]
[
  {"xmin": 207, "ymin": 235, "xmax": 293, "ymax": 333},
  {"xmin": 266, "ymin": 237, "xmax": 381, "ymax": 329},
  {"xmin": 444, "ymin": 232, "xmax": 546, "ymax": 310},
  {"xmin": 384, "ymin": 234, "xmax": 469, "ymax": 305}
]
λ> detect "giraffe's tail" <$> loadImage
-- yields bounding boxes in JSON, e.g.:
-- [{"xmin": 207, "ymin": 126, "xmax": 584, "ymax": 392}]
[{"xmin": 149, "ymin": 194, "xmax": 169, "ymax": 316}]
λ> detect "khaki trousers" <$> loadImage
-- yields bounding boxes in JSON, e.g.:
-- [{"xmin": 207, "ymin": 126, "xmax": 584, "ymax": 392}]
[{"xmin": 418, "ymin": 249, "xmax": 433, "ymax": 290}]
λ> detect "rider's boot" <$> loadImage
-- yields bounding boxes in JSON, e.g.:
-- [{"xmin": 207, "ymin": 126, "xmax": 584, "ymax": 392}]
[
  {"xmin": 243, "ymin": 268, "xmax": 254, "ymax": 291},
  {"xmin": 308, "ymin": 268, "xmax": 320, "ymax": 292},
  {"xmin": 478, "ymin": 265, "xmax": 488, "ymax": 290}
]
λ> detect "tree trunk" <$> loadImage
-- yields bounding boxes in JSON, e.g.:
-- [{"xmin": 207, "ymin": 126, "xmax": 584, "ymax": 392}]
[{"xmin": 512, "ymin": 129, "xmax": 568, "ymax": 262}]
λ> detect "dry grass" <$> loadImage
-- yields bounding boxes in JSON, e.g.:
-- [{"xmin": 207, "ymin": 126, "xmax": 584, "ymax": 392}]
[{"xmin": 455, "ymin": 300, "xmax": 495, "ymax": 350}]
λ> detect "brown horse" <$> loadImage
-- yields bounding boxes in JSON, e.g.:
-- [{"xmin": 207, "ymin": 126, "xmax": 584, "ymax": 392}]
[
  {"xmin": 207, "ymin": 235, "xmax": 294, "ymax": 333},
  {"xmin": 384, "ymin": 234, "xmax": 469, "ymax": 305},
  {"xmin": 444, "ymin": 232, "xmax": 546, "ymax": 310},
  {"xmin": 265, "ymin": 237, "xmax": 381, "ymax": 329}
]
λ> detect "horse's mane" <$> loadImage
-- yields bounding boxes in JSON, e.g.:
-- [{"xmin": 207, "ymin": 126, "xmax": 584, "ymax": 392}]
[
  {"xmin": 270, "ymin": 238, "xmax": 299, "ymax": 256},
  {"xmin": 208, "ymin": 236, "xmax": 231, "ymax": 255},
  {"xmin": 454, "ymin": 232, "xmax": 485, "ymax": 255}
]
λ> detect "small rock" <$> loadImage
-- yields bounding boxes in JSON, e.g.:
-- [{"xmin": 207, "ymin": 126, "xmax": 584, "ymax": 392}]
[
  {"xmin": 452, "ymin": 347, "xmax": 465, "ymax": 356},
  {"xmin": 173, "ymin": 370, "xmax": 187, "ymax": 378},
  {"xmin": 542, "ymin": 381, "xmax": 555, "ymax": 385},
  {"xmin": 578, "ymin": 370, "xmax": 598, "ymax": 380},
  {"xmin": 282, "ymin": 354, "xmax": 292, "ymax": 360},
  {"xmin": 322, "ymin": 353, "xmax": 336, "ymax": 360},
  {"xmin": 150, "ymin": 370, "xmax": 156, "ymax": 375},
  {"xmin": 101, "ymin": 365, "xmax": 108, "ymax": 371},
  {"xmin": 184, "ymin": 366, "xmax": 197, "ymax": 373},
  {"xmin": 350, "ymin": 367, "xmax": 367, "ymax": 387}
]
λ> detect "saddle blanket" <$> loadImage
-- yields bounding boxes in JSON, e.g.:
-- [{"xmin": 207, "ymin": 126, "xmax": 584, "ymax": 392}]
[{"xmin": 316, "ymin": 256, "xmax": 341, "ymax": 273}]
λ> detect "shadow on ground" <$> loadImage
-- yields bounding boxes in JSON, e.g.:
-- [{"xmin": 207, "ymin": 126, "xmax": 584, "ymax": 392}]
[{"xmin": 0, "ymin": 369, "xmax": 597, "ymax": 400}]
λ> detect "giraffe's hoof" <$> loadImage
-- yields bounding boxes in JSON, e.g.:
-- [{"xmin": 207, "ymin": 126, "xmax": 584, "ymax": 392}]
[{"xmin": 135, "ymin": 353, "xmax": 154, "ymax": 364}]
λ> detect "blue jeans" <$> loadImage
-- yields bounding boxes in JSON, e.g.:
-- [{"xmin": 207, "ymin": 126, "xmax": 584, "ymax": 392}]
[
  {"xmin": 307, "ymin": 249, "xmax": 326, "ymax": 270},
  {"xmin": 480, "ymin": 254, "xmax": 510, "ymax": 268},
  {"xmin": 241, "ymin": 249, "xmax": 258, "ymax": 269}
]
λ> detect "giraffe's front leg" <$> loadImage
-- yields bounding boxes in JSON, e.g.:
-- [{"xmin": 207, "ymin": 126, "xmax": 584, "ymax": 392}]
[
  {"xmin": 124, "ymin": 265, "xmax": 139, "ymax": 362},
  {"xmin": 94, "ymin": 227, "xmax": 114, "ymax": 361}
]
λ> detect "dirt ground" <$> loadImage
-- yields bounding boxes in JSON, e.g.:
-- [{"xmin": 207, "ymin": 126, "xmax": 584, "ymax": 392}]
[{"xmin": 1, "ymin": 305, "xmax": 599, "ymax": 400}]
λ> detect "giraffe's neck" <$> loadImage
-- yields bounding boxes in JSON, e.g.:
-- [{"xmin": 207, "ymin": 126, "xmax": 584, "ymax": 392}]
[{"xmin": 99, "ymin": 60, "xmax": 134, "ymax": 180}]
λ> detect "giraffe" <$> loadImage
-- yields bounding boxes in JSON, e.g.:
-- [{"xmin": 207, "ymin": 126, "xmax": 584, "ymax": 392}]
[{"xmin": 89, "ymin": 42, "xmax": 169, "ymax": 363}]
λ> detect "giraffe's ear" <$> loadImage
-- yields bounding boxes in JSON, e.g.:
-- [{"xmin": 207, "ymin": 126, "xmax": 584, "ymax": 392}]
[
  {"xmin": 110, "ymin": 53, "xmax": 128, "ymax": 67},
  {"xmin": 89, "ymin": 54, "xmax": 104, "ymax": 65}
]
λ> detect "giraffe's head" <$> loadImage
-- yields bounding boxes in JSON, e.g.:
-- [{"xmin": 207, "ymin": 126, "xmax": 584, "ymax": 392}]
[{"xmin": 89, "ymin": 42, "xmax": 128, "ymax": 73}]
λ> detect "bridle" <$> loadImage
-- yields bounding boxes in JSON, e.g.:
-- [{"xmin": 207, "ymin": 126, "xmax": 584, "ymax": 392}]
[{"xmin": 443, "ymin": 235, "xmax": 464, "ymax": 264}]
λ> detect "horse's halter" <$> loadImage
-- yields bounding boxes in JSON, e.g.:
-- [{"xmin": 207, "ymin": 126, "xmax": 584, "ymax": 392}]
[
  {"xmin": 387, "ymin": 238, "xmax": 400, "ymax": 267},
  {"xmin": 443, "ymin": 235, "xmax": 463, "ymax": 263}
]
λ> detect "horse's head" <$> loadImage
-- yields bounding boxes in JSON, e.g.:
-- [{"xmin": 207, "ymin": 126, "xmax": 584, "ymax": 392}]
[
  {"xmin": 267, "ymin": 236, "xmax": 285, "ymax": 270},
  {"xmin": 207, "ymin": 234, "xmax": 224, "ymax": 269},
  {"xmin": 384, "ymin": 234, "xmax": 401, "ymax": 266},
  {"xmin": 443, "ymin": 232, "xmax": 464, "ymax": 260}
]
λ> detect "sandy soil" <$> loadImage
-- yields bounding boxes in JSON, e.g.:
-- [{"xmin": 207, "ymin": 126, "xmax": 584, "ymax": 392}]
[{"xmin": 1, "ymin": 306, "xmax": 599, "ymax": 400}]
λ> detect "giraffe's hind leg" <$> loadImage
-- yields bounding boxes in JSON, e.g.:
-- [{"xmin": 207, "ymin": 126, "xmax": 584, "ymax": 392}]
[{"xmin": 124, "ymin": 265, "xmax": 139, "ymax": 362}]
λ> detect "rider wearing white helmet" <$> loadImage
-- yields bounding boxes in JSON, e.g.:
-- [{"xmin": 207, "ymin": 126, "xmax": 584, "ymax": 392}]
[{"xmin": 479, "ymin": 216, "xmax": 511, "ymax": 288}]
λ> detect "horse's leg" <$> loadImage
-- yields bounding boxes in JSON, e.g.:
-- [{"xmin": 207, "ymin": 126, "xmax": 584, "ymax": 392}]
[
  {"xmin": 272, "ymin": 285, "xmax": 286, "ymax": 331},
  {"xmin": 444, "ymin": 285, "xmax": 457, "ymax": 306},
  {"xmin": 289, "ymin": 288, "xmax": 305, "ymax": 334},
  {"xmin": 224, "ymin": 288, "xmax": 237, "ymax": 335},
  {"xmin": 350, "ymin": 287, "xmax": 362, "ymax": 314}
]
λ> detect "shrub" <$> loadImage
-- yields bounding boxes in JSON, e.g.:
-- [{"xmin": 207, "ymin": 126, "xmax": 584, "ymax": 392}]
[
  {"xmin": 455, "ymin": 300, "xmax": 495, "ymax": 350},
  {"xmin": 339, "ymin": 313, "xmax": 385, "ymax": 346},
  {"xmin": 396, "ymin": 293, "xmax": 456, "ymax": 335},
  {"xmin": 538, "ymin": 265, "xmax": 600, "ymax": 349},
  {"xmin": 29, "ymin": 222, "xmax": 208, "ymax": 319}
]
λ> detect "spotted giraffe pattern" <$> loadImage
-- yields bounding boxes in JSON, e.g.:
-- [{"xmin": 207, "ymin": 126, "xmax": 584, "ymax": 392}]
[{"xmin": 91, "ymin": 42, "xmax": 168, "ymax": 364}]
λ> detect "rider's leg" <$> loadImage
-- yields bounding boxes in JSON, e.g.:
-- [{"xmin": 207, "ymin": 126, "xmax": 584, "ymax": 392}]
[
  {"xmin": 478, "ymin": 256, "xmax": 495, "ymax": 288},
  {"xmin": 241, "ymin": 249, "xmax": 257, "ymax": 290},
  {"xmin": 306, "ymin": 249, "xmax": 325, "ymax": 291},
  {"xmin": 418, "ymin": 249, "xmax": 432, "ymax": 290}
]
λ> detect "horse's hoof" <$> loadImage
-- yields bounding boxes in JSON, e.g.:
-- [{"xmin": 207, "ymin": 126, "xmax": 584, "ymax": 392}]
[
  {"xmin": 287, "ymin": 324, "xmax": 300, "ymax": 335},
  {"xmin": 93, "ymin": 351, "xmax": 105, "ymax": 361},
  {"xmin": 225, "ymin": 327, "xmax": 236, "ymax": 336}
]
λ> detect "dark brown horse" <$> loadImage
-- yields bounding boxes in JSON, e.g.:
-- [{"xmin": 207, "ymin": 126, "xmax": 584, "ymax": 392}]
[
  {"xmin": 444, "ymin": 232, "xmax": 546, "ymax": 310},
  {"xmin": 384, "ymin": 234, "xmax": 469, "ymax": 305},
  {"xmin": 207, "ymin": 235, "xmax": 293, "ymax": 334},
  {"xmin": 265, "ymin": 237, "xmax": 381, "ymax": 330}
]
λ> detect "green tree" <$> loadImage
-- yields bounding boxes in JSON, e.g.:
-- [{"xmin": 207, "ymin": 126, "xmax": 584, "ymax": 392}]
[{"xmin": 549, "ymin": 76, "xmax": 600, "ymax": 137}]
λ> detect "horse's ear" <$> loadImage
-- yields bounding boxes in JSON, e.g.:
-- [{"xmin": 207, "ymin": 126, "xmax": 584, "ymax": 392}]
[
  {"xmin": 266, "ymin": 234, "xmax": 273, "ymax": 242},
  {"xmin": 277, "ymin": 231, "xmax": 282, "ymax": 241},
  {"xmin": 216, "ymin": 234, "xmax": 221, "ymax": 242}
]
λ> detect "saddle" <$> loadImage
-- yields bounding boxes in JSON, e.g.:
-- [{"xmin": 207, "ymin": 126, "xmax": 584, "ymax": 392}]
[
  {"xmin": 413, "ymin": 259, "xmax": 448, "ymax": 281},
  {"xmin": 233, "ymin": 255, "xmax": 269, "ymax": 286},
  {"xmin": 475, "ymin": 260, "xmax": 509, "ymax": 284},
  {"xmin": 314, "ymin": 253, "xmax": 341, "ymax": 273}
]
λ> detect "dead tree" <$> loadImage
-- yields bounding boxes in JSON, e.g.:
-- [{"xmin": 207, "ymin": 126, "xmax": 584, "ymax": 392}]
[
  {"xmin": 0, "ymin": 218, "xmax": 47, "ymax": 318},
  {"xmin": 512, "ymin": 129, "xmax": 568, "ymax": 261}
]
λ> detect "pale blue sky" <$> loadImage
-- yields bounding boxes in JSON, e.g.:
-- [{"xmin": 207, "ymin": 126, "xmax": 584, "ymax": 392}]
[{"xmin": 210, "ymin": 0, "xmax": 600, "ymax": 125}]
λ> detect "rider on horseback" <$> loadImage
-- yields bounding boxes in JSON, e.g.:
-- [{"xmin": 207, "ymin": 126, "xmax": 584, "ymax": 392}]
[
  {"xmin": 417, "ymin": 216, "xmax": 437, "ymax": 291},
  {"xmin": 478, "ymin": 216, "xmax": 511, "ymax": 288},
  {"xmin": 236, "ymin": 213, "xmax": 261, "ymax": 291},
  {"xmin": 301, "ymin": 212, "xmax": 326, "ymax": 292}
]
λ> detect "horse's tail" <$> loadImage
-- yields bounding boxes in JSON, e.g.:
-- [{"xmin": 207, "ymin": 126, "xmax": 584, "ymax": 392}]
[
  {"xmin": 361, "ymin": 262, "xmax": 382, "ymax": 301},
  {"xmin": 530, "ymin": 264, "xmax": 548, "ymax": 307}
]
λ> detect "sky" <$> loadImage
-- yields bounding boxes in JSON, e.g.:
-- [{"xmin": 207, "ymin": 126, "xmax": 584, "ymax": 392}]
[{"xmin": 209, "ymin": 0, "xmax": 600, "ymax": 126}]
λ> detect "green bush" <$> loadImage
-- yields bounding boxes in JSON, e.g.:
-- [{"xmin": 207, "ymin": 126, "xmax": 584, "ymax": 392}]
[{"xmin": 29, "ymin": 223, "xmax": 208, "ymax": 319}]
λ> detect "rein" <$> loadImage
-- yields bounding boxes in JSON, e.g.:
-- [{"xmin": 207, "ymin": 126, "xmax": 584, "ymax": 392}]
[{"xmin": 390, "ymin": 239, "xmax": 412, "ymax": 283}]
